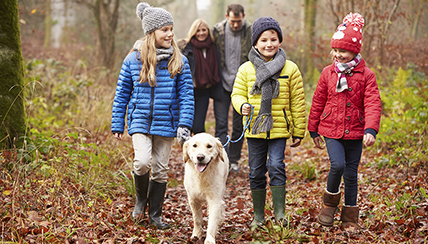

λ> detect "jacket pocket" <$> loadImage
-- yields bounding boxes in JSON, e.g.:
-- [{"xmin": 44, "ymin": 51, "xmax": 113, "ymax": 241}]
[
  {"xmin": 127, "ymin": 103, "xmax": 136, "ymax": 131},
  {"xmin": 282, "ymin": 109, "xmax": 290, "ymax": 132},
  {"xmin": 357, "ymin": 109, "xmax": 365, "ymax": 125},
  {"xmin": 169, "ymin": 104, "xmax": 175, "ymax": 130},
  {"xmin": 129, "ymin": 103, "xmax": 136, "ymax": 124},
  {"xmin": 320, "ymin": 107, "xmax": 332, "ymax": 121}
]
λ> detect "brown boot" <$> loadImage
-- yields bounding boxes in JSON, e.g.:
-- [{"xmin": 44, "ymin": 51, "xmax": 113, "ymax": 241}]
[
  {"xmin": 317, "ymin": 189, "xmax": 341, "ymax": 227},
  {"xmin": 341, "ymin": 205, "xmax": 360, "ymax": 230}
]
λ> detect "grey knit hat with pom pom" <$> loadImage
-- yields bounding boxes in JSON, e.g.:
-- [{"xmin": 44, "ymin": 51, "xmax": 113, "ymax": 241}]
[{"xmin": 136, "ymin": 2, "xmax": 174, "ymax": 35}]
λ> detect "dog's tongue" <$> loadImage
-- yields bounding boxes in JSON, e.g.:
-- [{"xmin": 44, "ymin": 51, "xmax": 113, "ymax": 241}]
[{"xmin": 196, "ymin": 163, "xmax": 207, "ymax": 172}]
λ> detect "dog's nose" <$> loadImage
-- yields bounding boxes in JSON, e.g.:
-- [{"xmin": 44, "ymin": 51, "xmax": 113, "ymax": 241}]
[{"xmin": 197, "ymin": 154, "xmax": 205, "ymax": 162}]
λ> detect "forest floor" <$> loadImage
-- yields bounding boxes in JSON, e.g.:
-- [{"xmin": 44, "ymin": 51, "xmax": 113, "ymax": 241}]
[{"xmin": 1, "ymin": 103, "xmax": 427, "ymax": 243}]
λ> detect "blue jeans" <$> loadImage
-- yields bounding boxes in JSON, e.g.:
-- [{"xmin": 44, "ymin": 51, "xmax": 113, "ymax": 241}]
[
  {"xmin": 214, "ymin": 88, "xmax": 243, "ymax": 164},
  {"xmin": 324, "ymin": 137, "xmax": 363, "ymax": 206},
  {"xmin": 247, "ymin": 138, "xmax": 287, "ymax": 190}
]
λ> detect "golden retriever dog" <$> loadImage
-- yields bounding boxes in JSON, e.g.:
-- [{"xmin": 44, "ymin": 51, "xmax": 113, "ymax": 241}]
[{"xmin": 183, "ymin": 133, "xmax": 229, "ymax": 244}]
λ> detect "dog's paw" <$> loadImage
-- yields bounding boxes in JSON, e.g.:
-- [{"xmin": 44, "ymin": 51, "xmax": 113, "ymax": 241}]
[
  {"xmin": 204, "ymin": 234, "xmax": 215, "ymax": 244},
  {"xmin": 189, "ymin": 235, "xmax": 203, "ymax": 244}
]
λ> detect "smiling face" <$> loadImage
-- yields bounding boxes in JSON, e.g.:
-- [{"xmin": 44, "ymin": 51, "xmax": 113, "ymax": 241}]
[
  {"xmin": 332, "ymin": 48, "xmax": 357, "ymax": 63},
  {"xmin": 154, "ymin": 25, "xmax": 174, "ymax": 49},
  {"xmin": 183, "ymin": 133, "xmax": 224, "ymax": 173},
  {"xmin": 254, "ymin": 29, "xmax": 281, "ymax": 62},
  {"xmin": 195, "ymin": 23, "xmax": 209, "ymax": 42}
]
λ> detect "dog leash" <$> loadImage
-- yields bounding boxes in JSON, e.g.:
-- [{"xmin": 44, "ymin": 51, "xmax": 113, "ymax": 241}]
[{"xmin": 222, "ymin": 105, "xmax": 254, "ymax": 148}]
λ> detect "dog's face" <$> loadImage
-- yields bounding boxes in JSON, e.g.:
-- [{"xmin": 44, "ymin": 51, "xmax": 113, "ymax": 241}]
[{"xmin": 183, "ymin": 133, "xmax": 224, "ymax": 173}]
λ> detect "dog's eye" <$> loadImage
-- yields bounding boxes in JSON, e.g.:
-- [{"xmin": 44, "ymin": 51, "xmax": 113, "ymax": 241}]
[
  {"xmin": 207, "ymin": 144, "xmax": 212, "ymax": 149},
  {"xmin": 193, "ymin": 144, "xmax": 197, "ymax": 148}
]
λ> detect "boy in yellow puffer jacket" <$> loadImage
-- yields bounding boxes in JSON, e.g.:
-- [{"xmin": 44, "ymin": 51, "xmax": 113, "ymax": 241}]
[{"xmin": 231, "ymin": 16, "xmax": 306, "ymax": 228}]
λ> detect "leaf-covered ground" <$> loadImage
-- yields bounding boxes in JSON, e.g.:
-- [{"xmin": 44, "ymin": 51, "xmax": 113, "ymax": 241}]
[
  {"xmin": 1, "ymin": 96, "xmax": 428, "ymax": 244},
  {"xmin": 1, "ymin": 134, "xmax": 427, "ymax": 243}
]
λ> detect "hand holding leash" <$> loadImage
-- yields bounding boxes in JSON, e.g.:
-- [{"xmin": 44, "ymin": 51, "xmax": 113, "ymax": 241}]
[
  {"xmin": 242, "ymin": 103, "xmax": 252, "ymax": 115},
  {"xmin": 223, "ymin": 104, "xmax": 254, "ymax": 147}
]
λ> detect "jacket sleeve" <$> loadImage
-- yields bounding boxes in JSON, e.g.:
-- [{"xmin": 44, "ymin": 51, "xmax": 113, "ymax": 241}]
[
  {"xmin": 177, "ymin": 56, "xmax": 195, "ymax": 129},
  {"xmin": 308, "ymin": 67, "xmax": 329, "ymax": 133},
  {"xmin": 231, "ymin": 63, "xmax": 249, "ymax": 114},
  {"xmin": 363, "ymin": 68, "xmax": 381, "ymax": 133},
  {"xmin": 288, "ymin": 63, "xmax": 306, "ymax": 138},
  {"xmin": 111, "ymin": 54, "xmax": 134, "ymax": 134}
]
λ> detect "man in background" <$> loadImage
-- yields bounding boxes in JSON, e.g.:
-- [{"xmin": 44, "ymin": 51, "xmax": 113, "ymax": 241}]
[{"xmin": 213, "ymin": 3, "xmax": 252, "ymax": 172}]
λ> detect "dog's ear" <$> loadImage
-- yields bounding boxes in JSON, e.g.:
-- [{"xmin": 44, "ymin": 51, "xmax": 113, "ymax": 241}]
[
  {"xmin": 215, "ymin": 139, "xmax": 225, "ymax": 162},
  {"xmin": 183, "ymin": 140, "xmax": 189, "ymax": 163}
]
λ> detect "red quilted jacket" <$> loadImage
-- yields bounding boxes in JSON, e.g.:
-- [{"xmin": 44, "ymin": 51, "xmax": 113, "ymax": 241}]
[{"xmin": 308, "ymin": 58, "xmax": 381, "ymax": 140}]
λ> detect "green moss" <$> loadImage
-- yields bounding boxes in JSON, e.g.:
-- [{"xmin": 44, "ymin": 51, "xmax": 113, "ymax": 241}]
[{"xmin": 0, "ymin": 0, "xmax": 27, "ymax": 149}]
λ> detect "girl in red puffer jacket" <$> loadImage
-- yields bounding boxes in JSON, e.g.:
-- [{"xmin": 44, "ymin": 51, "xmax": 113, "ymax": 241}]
[{"xmin": 308, "ymin": 12, "xmax": 381, "ymax": 230}]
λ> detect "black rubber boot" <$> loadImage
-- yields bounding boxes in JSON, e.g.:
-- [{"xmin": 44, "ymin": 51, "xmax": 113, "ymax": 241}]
[
  {"xmin": 148, "ymin": 180, "xmax": 170, "ymax": 229},
  {"xmin": 132, "ymin": 171, "xmax": 149, "ymax": 220}
]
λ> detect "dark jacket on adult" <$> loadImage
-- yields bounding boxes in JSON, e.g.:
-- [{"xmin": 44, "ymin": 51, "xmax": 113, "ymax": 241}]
[
  {"xmin": 213, "ymin": 19, "xmax": 252, "ymax": 70},
  {"xmin": 182, "ymin": 41, "xmax": 223, "ymax": 100}
]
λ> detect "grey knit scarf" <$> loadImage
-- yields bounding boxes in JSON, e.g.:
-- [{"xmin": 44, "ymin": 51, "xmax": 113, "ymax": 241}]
[
  {"xmin": 249, "ymin": 47, "xmax": 286, "ymax": 134},
  {"xmin": 156, "ymin": 45, "xmax": 174, "ymax": 62},
  {"xmin": 132, "ymin": 40, "xmax": 174, "ymax": 62}
]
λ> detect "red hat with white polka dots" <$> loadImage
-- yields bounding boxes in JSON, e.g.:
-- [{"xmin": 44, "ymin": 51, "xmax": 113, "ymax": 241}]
[{"xmin": 331, "ymin": 12, "xmax": 364, "ymax": 54}]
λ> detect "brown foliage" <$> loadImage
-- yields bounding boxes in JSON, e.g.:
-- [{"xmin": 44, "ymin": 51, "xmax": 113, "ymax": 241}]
[{"xmin": 1, "ymin": 128, "xmax": 428, "ymax": 243}]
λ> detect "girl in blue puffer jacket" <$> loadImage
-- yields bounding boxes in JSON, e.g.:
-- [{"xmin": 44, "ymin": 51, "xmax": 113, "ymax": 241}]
[{"xmin": 111, "ymin": 2, "xmax": 194, "ymax": 229}]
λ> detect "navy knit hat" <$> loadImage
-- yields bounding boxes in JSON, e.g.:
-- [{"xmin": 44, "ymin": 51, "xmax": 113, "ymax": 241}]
[
  {"xmin": 136, "ymin": 2, "xmax": 174, "ymax": 35},
  {"xmin": 251, "ymin": 17, "xmax": 283, "ymax": 46}
]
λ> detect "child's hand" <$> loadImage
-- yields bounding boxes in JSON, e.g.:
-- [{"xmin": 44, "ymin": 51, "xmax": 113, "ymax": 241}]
[
  {"xmin": 290, "ymin": 138, "xmax": 301, "ymax": 147},
  {"xmin": 114, "ymin": 133, "xmax": 122, "ymax": 140},
  {"xmin": 313, "ymin": 136, "xmax": 324, "ymax": 149},
  {"xmin": 242, "ymin": 104, "xmax": 252, "ymax": 115},
  {"xmin": 363, "ymin": 133, "xmax": 376, "ymax": 147},
  {"xmin": 177, "ymin": 126, "xmax": 191, "ymax": 146}
]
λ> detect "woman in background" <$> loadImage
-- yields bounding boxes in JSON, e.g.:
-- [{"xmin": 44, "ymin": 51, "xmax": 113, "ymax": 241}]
[{"xmin": 182, "ymin": 19, "xmax": 222, "ymax": 135}]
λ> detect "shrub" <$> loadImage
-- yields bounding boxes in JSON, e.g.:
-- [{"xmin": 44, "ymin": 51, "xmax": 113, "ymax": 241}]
[{"xmin": 376, "ymin": 63, "xmax": 428, "ymax": 167}]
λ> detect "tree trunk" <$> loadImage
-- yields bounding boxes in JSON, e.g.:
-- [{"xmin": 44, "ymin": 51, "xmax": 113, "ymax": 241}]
[
  {"xmin": 410, "ymin": 0, "xmax": 426, "ymax": 41},
  {"xmin": 303, "ymin": 0, "xmax": 318, "ymax": 83},
  {"xmin": 212, "ymin": 0, "xmax": 226, "ymax": 23},
  {"xmin": 44, "ymin": 0, "xmax": 52, "ymax": 48},
  {"xmin": 75, "ymin": 0, "xmax": 119, "ymax": 70},
  {"xmin": 379, "ymin": 0, "xmax": 400, "ymax": 64},
  {"xmin": 0, "ymin": 0, "xmax": 27, "ymax": 149},
  {"xmin": 93, "ymin": 0, "xmax": 119, "ymax": 70}
]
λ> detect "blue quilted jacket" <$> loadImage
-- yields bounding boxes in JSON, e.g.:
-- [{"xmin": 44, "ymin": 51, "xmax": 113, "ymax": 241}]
[{"xmin": 111, "ymin": 50, "xmax": 194, "ymax": 137}]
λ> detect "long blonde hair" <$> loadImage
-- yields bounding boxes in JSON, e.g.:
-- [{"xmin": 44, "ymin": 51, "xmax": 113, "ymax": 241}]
[
  {"xmin": 186, "ymin": 19, "xmax": 214, "ymax": 43},
  {"xmin": 136, "ymin": 32, "xmax": 183, "ymax": 87}
]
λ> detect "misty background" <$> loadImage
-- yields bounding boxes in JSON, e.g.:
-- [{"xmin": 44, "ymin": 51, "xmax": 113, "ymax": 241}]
[{"xmin": 17, "ymin": 0, "xmax": 428, "ymax": 83}]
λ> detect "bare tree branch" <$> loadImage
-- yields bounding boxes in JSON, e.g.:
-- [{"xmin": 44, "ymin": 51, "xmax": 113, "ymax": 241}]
[{"xmin": 383, "ymin": 0, "xmax": 400, "ymax": 43}]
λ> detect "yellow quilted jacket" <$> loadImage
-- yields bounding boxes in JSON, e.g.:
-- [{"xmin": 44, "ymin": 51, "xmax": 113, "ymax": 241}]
[{"xmin": 231, "ymin": 60, "xmax": 306, "ymax": 139}]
